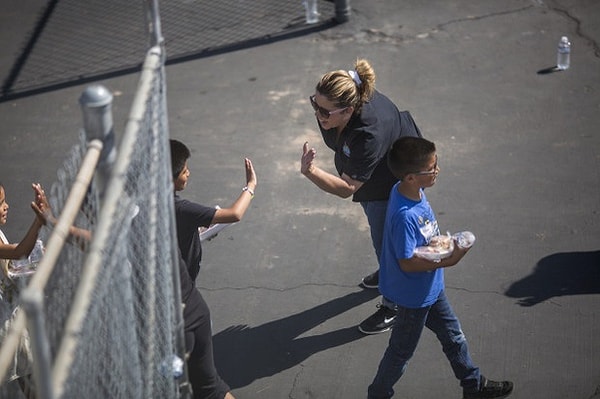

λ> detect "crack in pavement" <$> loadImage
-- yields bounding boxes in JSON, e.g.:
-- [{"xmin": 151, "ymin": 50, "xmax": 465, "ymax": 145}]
[
  {"xmin": 543, "ymin": 0, "xmax": 600, "ymax": 57},
  {"xmin": 435, "ymin": 4, "xmax": 535, "ymax": 30},
  {"xmin": 288, "ymin": 363, "xmax": 305, "ymax": 399},
  {"xmin": 320, "ymin": 4, "xmax": 537, "ymax": 44},
  {"xmin": 321, "ymin": 2, "xmax": 599, "ymax": 60}
]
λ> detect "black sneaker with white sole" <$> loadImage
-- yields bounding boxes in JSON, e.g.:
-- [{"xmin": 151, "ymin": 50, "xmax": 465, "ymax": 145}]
[
  {"xmin": 358, "ymin": 303, "xmax": 397, "ymax": 334},
  {"xmin": 463, "ymin": 376, "xmax": 514, "ymax": 399},
  {"xmin": 360, "ymin": 270, "xmax": 379, "ymax": 289}
]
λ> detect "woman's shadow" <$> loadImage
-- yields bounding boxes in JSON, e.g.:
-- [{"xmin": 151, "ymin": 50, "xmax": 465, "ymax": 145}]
[
  {"xmin": 212, "ymin": 288, "xmax": 379, "ymax": 389},
  {"xmin": 504, "ymin": 250, "xmax": 600, "ymax": 306}
]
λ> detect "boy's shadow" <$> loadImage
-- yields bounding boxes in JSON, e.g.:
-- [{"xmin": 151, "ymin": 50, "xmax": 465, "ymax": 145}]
[
  {"xmin": 504, "ymin": 250, "xmax": 600, "ymax": 306},
  {"xmin": 212, "ymin": 289, "xmax": 379, "ymax": 389}
]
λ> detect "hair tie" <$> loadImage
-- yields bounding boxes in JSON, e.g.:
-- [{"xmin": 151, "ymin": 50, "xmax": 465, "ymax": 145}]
[{"xmin": 348, "ymin": 70, "xmax": 362, "ymax": 86}]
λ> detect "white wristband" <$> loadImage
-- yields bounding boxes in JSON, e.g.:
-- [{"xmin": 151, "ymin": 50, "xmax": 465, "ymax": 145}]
[{"xmin": 242, "ymin": 186, "xmax": 254, "ymax": 197}]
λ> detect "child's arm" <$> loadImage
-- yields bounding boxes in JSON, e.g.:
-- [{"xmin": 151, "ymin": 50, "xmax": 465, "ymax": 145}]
[
  {"xmin": 0, "ymin": 184, "xmax": 44, "ymax": 260},
  {"xmin": 31, "ymin": 183, "xmax": 92, "ymax": 243},
  {"xmin": 399, "ymin": 244, "xmax": 471, "ymax": 272},
  {"xmin": 0, "ymin": 219, "xmax": 42, "ymax": 260},
  {"xmin": 212, "ymin": 158, "xmax": 257, "ymax": 224}
]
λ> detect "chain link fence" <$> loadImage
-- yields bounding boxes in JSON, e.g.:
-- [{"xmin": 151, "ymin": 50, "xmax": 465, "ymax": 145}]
[
  {"xmin": 0, "ymin": 0, "xmax": 188, "ymax": 393},
  {"xmin": 1, "ymin": 0, "xmax": 347, "ymax": 101}
]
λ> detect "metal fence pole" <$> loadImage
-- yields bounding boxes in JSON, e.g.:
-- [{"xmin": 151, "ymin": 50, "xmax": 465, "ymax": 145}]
[
  {"xmin": 20, "ymin": 289, "xmax": 55, "ymax": 399},
  {"xmin": 144, "ymin": 2, "xmax": 191, "ymax": 394},
  {"xmin": 145, "ymin": 0, "xmax": 165, "ymax": 49},
  {"xmin": 79, "ymin": 85, "xmax": 116, "ymax": 198},
  {"xmin": 335, "ymin": 0, "xmax": 351, "ymax": 23}
]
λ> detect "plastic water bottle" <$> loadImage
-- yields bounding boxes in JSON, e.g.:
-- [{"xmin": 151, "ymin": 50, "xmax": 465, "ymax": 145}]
[
  {"xmin": 452, "ymin": 231, "xmax": 476, "ymax": 249},
  {"xmin": 158, "ymin": 354, "xmax": 184, "ymax": 379},
  {"xmin": 8, "ymin": 239, "xmax": 43, "ymax": 276},
  {"xmin": 303, "ymin": 0, "xmax": 319, "ymax": 24},
  {"xmin": 29, "ymin": 239, "xmax": 44, "ymax": 264},
  {"xmin": 556, "ymin": 36, "xmax": 571, "ymax": 70}
]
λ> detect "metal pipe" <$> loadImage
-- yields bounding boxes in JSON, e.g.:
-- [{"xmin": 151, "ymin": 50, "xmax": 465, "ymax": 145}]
[
  {"xmin": 79, "ymin": 85, "xmax": 115, "ymax": 198},
  {"xmin": 335, "ymin": 0, "xmax": 351, "ymax": 23},
  {"xmin": 21, "ymin": 289, "xmax": 54, "ymax": 399}
]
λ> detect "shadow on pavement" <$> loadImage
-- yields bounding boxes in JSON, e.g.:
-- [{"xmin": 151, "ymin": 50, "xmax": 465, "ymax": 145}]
[
  {"xmin": 504, "ymin": 250, "xmax": 600, "ymax": 306},
  {"xmin": 213, "ymin": 288, "xmax": 379, "ymax": 389},
  {"xmin": 0, "ymin": 0, "xmax": 338, "ymax": 102}
]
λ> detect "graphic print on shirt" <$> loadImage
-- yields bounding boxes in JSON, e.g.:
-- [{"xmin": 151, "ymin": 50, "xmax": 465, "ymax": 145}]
[
  {"xmin": 418, "ymin": 216, "xmax": 439, "ymax": 244},
  {"xmin": 342, "ymin": 142, "xmax": 351, "ymax": 157}
]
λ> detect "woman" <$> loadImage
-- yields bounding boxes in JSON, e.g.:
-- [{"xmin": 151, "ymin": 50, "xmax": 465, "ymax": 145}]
[{"xmin": 300, "ymin": 58, "xmax": 422, "ymax": 335}]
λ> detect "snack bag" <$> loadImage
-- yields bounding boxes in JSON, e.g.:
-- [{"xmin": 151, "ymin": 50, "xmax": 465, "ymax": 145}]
[{"xmin": 414, "ymin": 233, "xmax": 454, "ymax": 261}]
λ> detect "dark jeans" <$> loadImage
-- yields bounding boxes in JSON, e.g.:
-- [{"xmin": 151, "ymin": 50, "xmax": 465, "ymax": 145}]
[
  {"xmin": 360, "ymin": 200, "xmax": 389, "ymax": 263},
  {"xmin": 368, "ymin": 290, "xmax": 480, "ymax": 399},
  {"xmin": 185, "ymin": 291, "xmax": 230, "ymax": 399}
]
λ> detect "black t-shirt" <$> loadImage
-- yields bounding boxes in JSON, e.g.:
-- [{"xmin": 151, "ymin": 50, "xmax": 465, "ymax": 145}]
[
  {"xmin": 319, "ymin": 90, "xmax": 422, "ymax": 202},
  {"xmin": 177, "ymin": 252, "xmax": 205, "ymax": 331},
  {"xmin": 174, "ymin": 195, "xmax": 216, "ymax": 282}
]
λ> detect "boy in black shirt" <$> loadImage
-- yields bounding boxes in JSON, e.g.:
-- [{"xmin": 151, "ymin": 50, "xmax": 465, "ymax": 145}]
[
  {"xmin": 171, "ymin": 139, "xmax": 256, "ymax": 283},
  {"xmin": 170, "ymin": 139, "xmax": 257, "ymax": 399}
]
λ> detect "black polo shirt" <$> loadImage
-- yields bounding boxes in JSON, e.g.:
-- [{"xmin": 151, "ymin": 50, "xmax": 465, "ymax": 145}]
[{"xmin": 319, "ymin": 90, "xmax": 422, "ymax": 202}]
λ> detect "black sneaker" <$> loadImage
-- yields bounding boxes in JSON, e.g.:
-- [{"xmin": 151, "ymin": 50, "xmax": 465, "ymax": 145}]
[
  {"xmin": 361, "ymin": 270, "xmax": 379, "ymax": 289},
  {"xmin": 463, "ymin": 376, "xmax": 514, "ymax": 399},
  {"xmin": 358, "ymin": 303, "xmax": 396, "ymax": 334}
]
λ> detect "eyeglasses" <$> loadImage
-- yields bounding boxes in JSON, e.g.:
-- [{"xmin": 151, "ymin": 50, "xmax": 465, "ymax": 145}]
[
  {"xmin": 309, "ymin": 95, "xmax": 348, "ymax": 119},
  {"xmin": 412, "ymin": 155, "xmax": 439, "ymax": 176}
]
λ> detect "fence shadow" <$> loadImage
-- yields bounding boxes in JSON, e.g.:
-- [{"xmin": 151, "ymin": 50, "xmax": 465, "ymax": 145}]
[
  {"xmin": 0, "ymin": 0, "xmax": 339, "ymax": 102},
  {"xmin": 212, "ymin": 288, "xmax": 378, "ymax": 389},
  {"xmin": 504, "ymin": 250, "xmax": 600, "ymax": 306}
]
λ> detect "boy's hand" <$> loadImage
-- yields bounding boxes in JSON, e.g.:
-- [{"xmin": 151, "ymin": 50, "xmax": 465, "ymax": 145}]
[
  {"xmin": 444, "ymin": 242, "xmax": 471, "ymax": 266},
  {"xmin": 244, "ymin": 158, "xmax": 257, "ymax": 188}
]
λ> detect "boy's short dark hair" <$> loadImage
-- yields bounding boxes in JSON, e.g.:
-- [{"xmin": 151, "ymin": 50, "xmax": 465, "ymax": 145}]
[
  {"xmin": 387, "ymin": 136, "xmax": 436, "ymax": 179},
  {"xmin": 170, "ymin": 139, "xmax": 191, "ymax": 179}
]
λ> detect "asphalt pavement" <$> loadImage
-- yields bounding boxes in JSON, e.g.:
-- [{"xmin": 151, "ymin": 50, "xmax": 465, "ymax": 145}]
[{"xmin": 0, "ymin": 0, "xmax": 599, "ymax": 398}]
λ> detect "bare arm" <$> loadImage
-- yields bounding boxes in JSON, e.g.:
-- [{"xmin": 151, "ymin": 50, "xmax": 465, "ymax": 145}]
[
  {"xmin": 212, "ymin": 158, "xmax": 257, "ymax": 224},
  {"xmin": 399, "ymin": 244, "xmax": 471, "ymax": 273},
  {"xmin": 0, "ymin": 184, "xmax": 45, "ymax": 260},
  {"xmin": 300, "ymin": 142, "xmax": 363, "ymax": 199},
  {"xmin": 31, "ymin": 183, "xmax": 92, "ymax": 243},
  {"xmin": 0, "ymin": 220, "xmax": 43, "ymax": 260}
]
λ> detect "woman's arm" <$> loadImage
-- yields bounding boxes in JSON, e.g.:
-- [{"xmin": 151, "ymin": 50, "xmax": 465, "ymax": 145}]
[{"xmin": 301, "ymin": 142, "xmax": 363, "ymax": 198}]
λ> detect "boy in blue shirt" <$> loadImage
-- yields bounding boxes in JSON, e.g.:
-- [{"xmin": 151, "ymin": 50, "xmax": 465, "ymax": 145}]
[{"xmin": 367, "ymin": 137, "xmax": 513, "ymax": 399}]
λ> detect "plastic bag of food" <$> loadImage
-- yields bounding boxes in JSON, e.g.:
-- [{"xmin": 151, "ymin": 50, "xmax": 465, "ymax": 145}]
[{"xmin": 414, "ymin": 233, "xmax": 454, "ymax": 261}]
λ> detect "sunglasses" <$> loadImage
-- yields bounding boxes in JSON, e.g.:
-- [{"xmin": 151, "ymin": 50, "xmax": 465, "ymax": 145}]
[
  {"xmin": 309, "ymin": 95, "xmax": 348, "ymax": 119},
  {"xmin": 413, "ymin": 155, "xmax": 439, "ymax": 176}
]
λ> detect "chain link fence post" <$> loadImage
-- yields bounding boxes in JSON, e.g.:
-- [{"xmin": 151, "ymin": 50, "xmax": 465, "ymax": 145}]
[
  {"xmin": 335, "ymin": 0, "xmax": 351, "ymax": 23},
  {"xmin": 79, "ymin": 85, "xmax": 116, "ymax": 199}
]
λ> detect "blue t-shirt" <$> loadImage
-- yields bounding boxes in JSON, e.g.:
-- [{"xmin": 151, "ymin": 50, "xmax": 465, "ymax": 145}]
[{"xmin": 379, "ymin": 184, "xmax": 444, "ymax": 308}]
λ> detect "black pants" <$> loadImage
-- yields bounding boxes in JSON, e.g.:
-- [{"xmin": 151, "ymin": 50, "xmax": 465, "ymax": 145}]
[{"xmin": 185, "ymin": 291, "xmax": 230, "ymax": 399}]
